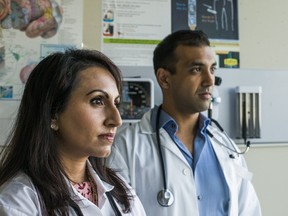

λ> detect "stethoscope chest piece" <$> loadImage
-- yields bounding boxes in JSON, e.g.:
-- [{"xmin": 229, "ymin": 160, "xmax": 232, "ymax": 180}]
[{"xmin": 157, "ymin": 189, "xmax": 174, "ymax": 207}]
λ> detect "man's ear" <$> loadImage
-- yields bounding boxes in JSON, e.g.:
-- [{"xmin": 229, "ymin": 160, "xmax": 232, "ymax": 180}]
[{"xmin": 156, "ymin": 68, "xmax": 170, "ymax": 89}]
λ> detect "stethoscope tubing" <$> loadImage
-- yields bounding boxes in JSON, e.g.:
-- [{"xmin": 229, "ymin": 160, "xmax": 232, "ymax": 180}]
[
  {"xmin": 156, "ymin": 105, "xmax": 168, "ymax": 191},
  {"xmin": 207, "ymin": 119, "xmax": 250, "ymax": 156},
  {"xmin": 155, "ymin": 105, "xmax": 175, "ymax": 207}
]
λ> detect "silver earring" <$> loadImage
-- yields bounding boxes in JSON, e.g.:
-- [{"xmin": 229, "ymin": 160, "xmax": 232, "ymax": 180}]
[{"xmin": 50, "ymin": 120, "xmax": 59, "ymax": 131}]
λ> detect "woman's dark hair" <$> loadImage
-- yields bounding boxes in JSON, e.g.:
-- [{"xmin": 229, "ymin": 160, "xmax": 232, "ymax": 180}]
[
  {"xmin": 0, "ymin": 49, "xmax": 132, "ymax": 215},
  {"xmin": 153, "ymin": 30, "xmax": 211, "ymax": 74}
]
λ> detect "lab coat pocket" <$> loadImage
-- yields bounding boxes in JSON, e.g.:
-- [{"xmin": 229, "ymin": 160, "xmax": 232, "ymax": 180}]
[{"xmin": 233, "ymin": 163, "xmax": 253, "ymax": 181}]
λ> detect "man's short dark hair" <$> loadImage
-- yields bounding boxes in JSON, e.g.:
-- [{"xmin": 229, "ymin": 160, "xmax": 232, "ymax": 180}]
[{"xmin": 153, "ymin": 30, "xmax": 210, "ymax": 74}]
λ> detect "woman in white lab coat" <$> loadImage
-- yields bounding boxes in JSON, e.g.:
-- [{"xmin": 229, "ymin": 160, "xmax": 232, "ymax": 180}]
[{"xmin": 0, "ymin": 49, "xmax": 146, "ymax": 216}]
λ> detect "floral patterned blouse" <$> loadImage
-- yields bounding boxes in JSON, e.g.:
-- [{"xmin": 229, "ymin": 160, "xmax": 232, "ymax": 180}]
[{"xmin": 73, "ymin": 182, "xmax": 94, "ymax": 203}]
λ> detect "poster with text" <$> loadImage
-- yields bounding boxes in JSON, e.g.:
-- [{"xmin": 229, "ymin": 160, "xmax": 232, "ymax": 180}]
[
  {"xmin": 101, "ymin": 0, "xmax": 171, "ymax": 66},
  {"xmin": 172, "ymin": 0, "xmax": 240, "ymax": 68}
]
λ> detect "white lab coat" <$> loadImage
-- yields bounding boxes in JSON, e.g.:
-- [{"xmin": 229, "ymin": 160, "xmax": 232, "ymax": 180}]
[
  {"xmin": 0, "ymin": 162, "xmax": 146, "ymax": 216},
  {"xmin": 108, "ymin": 109, "xmax": 262, "ymax": 216}
]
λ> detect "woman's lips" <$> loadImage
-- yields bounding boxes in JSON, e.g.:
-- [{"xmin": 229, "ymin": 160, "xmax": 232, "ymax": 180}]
[{"xmin": 99, "ymin": 133, "xmax": 115, "ymax": 142}]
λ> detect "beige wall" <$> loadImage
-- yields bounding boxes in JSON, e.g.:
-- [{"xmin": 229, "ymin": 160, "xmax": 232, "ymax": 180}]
[
  {"xmin": 242, "ymin": 145, "xmax": 287, "ymax": 216},
  {"xmin": 238, "ymin": 2, "xmax": 288, "ymax": 215},
  {"xmin": 239, "ymin": 0, "xmax": 288, "ymax": 70}
]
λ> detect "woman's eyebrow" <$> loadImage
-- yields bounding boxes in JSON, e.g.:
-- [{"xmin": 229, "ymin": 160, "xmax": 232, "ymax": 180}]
[
  {"xmin": 86, "ymin": 89, "xmax": 109, "ymax": 98},
  {"xmin": 86, "ymin": 89, "xmax": 121, "ymax": 100}
]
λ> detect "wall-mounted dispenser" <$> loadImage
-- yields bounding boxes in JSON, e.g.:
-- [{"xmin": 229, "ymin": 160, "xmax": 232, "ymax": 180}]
[{"xmin": 235, "ymin": 86, "xmax": 262, "ymax": 143}]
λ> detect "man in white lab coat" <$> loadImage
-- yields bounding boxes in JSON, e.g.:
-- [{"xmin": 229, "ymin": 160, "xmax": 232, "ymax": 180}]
[{"xmin": 108, "ymin": 30, "xmax": 262, "ymax": 216}]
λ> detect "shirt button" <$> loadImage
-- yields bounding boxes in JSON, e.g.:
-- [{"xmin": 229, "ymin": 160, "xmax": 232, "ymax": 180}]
[
  {"xmin": 182, "ymin": 168, "xmax": 191, "ymax": 176},
  {"xmin": 197, "ymin": 195, "xmax": 202, "ymax": 200}
]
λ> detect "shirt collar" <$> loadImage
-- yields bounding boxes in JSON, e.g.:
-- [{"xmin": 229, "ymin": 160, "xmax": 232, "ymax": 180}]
[
  {"xmin": 68, "ymin": 161, "xmax": 114, "ymax": 208},
  {"xmin": 151, "ymin": 105, "xmax": 211, "ymax": 133},
  {"xmin": 199, "ymin": 113, "xmax": 211, "ymax": 135},
  {"xmin": 151, "ymin": 105, "xmax": 176, "ymax": 131},
  {"xmin": 86, "ymin": 162, "xmax": 114, "ymax": 208}
]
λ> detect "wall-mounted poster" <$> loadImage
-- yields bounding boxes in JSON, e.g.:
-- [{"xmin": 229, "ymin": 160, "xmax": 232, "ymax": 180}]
[
  {"xmin": 0, "ymin": 0, "xmax": 84, "ymax": 145},
  {"xmin": 0, "ymin": 0, "xmax": 84, "ymax": 101},
  {"xmin": 102, "ymin": 0, "xmax": 239, "ymax": 68},
  {"xmin": 172, "ymin": 0, "xmax": 240, "ymax": 68},
  {"xmin": 101, "ymin": 0, "xmax": 171, "ymax": 67}
]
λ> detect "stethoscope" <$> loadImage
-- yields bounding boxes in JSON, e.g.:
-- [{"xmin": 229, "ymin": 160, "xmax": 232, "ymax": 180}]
[
  {"xmin": 106, "ymin": 191, "xmax": 122, "ymax": 216},
  {"xmin": 156, "ymin": 105, "xmax": 175, "ymax": 207},
  {"xmin": 155, "ymin": 105, "xmax": 251, "ymax": 207},
  {"xmin": 206, "ymin": 118, "xmax": 250, "ymax": 159}
]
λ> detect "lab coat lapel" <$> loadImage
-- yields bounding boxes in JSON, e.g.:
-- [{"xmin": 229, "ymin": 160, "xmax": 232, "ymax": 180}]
[
  {"xmin": 159, "ymin": 127, "xmax": 191, "ymax": 166},
  {"xmin": 139, "ymin": 109, "xmax": 190, "ymax": 166}
]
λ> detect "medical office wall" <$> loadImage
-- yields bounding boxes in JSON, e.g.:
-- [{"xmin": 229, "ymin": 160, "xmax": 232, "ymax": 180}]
[{"xmin": 1, "ymin": 0, "xmax": 288, "ymax": 215}]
